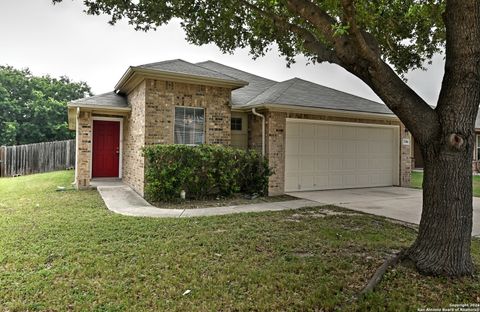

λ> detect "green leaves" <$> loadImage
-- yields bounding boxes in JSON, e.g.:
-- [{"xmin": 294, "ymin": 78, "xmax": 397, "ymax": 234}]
[
  {"xmin": 0, "ymin": 65, "xmax": 92, "ymax": 145},
  {"xmin": 52, "ymin": 0, "xmax": 446, "ymax": 73},
  {"xmin": 143, "ymin": 144, "xmax": 271, "ymax": 202}
]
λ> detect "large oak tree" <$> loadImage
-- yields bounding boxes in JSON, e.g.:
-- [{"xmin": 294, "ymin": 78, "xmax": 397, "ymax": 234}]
[{"xmin": 55, "ymin": 0, "xmax": 480, "ymax": 276}]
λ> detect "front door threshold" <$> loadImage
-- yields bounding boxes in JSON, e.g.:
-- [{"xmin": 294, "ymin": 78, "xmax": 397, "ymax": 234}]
[{"xmin": 91, "ymin": 178, "xmax": 123, "ymax": 188}]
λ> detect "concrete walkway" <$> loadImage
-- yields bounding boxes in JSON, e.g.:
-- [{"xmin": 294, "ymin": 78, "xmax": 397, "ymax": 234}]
[
  {"xmin": 288, "ymin": 187, "xmax": 480, "ymax": 236},
  {"xmin": 96, "ymin": 184, "xmax": 319, "ymax": 218},
  {"xmin": 95, "ymin": 181, "xmax": 480, "ymax": 236}
]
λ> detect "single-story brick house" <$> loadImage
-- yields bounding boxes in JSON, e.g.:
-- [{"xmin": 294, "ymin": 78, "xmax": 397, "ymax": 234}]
[{"xmin": 68, "ymin": 59, "xmax": 412, "ymax": 196}]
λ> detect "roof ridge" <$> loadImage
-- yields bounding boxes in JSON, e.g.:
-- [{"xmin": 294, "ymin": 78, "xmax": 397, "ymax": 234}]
[
  {"xmin": 270, "ymin": 79, "xmax": 298, "ymax": 103},
  {"xmin": 196, "ymin": 60, "xmax": 278, "ymax": 83},
  {"xmin": 137, "ymin": 59, "xmax": 244, "ymax": 83},
  {"xmin": 137, "ymin": 58, "xmax": 184, "ymax": 68},
  {"xmin": 245, "ymin": 78, "xmax": 297, "ymax": 106},
  {"xmin": 193, "ymin": 61, "xmax": 250, "ymax": 83}
]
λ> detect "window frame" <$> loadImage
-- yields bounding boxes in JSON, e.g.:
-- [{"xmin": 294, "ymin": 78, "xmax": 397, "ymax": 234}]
[
  {"xmin": 173, "ymin": 106, "xmax": 206, "ymax": 145},
  {"xmin": 231, "ymin": 117, "xmax": 243, "ymax": 131}
]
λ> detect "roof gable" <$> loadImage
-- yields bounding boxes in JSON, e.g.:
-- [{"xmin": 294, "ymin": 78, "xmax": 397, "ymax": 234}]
[
  {"xmin": 115, "ymin": 59, "xmax": 248, "ymax": 94},
  {"xmin": 138, "ymin": 59, "xmax": 244, "ymax": 83}
]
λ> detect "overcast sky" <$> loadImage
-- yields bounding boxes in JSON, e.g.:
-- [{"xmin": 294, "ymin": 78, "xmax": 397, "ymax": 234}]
[{"xmin": 0, "ymin": 0, "xmax": 444, "ymax": 105}]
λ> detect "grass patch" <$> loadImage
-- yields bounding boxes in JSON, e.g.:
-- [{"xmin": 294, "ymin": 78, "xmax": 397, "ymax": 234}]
[
  {"xmin": 411, "ymin": 171, "xmax": 480, "ymax": 197},
  {"xmin": 1, "ymin": 171, "xmax": 479, "ymax": 311}
]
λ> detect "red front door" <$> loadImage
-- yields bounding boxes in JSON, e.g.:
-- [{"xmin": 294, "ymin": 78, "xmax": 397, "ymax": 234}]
[{"xmin": 92, "ymin": 120, "xmax": 120, "ymax": 178}]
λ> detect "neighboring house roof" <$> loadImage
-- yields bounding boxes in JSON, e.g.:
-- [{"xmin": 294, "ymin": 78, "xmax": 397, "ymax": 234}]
[
  {"xmin": 196, "ymin": 61, "xmax": 277, "ymax": 106},
  {"xmin": 69, "ymin": 92, "xmax": 128, "ymax": 108}
]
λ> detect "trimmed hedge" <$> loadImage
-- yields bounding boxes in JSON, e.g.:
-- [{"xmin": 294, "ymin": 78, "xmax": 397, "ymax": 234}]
[{"xmin": 143, "ymin": 144, "xmax": 271, "ymax": 201}]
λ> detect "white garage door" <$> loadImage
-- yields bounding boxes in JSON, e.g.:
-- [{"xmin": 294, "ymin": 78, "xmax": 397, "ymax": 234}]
[{"xmin": 285, "ymin": 120, "xmax": 399, "ymax": 192}]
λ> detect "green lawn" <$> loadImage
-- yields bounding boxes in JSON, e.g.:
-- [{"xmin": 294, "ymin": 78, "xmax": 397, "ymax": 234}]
[
  {"xmin": 1, "ymin": 171, "xmax": 479, "ymax": 311},
  {"xmin": 411, "ymin": 171, "xmax": 480, "ymax": 197}
]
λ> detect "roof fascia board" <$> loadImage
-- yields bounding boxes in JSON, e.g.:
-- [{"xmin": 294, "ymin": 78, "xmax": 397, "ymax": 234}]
[
  {"xmin": 67, "ymin": 103, "xmax": 131, "ymax": 112},
  {"xmin": 115, "ymin": 67, "xmax": 248, "ymax": 94},
  {"xmin": 67, "ymin": 106, "xmax": 131, "ymax": 130},
  {"xmin": 234, "ymin": 103, "xmax": 398, "ymax": 120}
]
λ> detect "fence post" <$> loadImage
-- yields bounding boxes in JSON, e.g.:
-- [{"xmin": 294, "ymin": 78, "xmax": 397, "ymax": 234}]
[{"xmin": 0, "ymin": 146, "xmax": 5, "ymax": 177}]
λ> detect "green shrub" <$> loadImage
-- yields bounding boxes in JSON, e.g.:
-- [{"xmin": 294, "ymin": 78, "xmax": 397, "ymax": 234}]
[{"xmin": 143, "ymin": 144, "xmax": 271, "ymax": 201}]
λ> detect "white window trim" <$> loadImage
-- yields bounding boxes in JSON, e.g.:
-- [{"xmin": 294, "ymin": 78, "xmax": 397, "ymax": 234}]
[
  {"xmin": 90, "ymin": 116, "xmax": 123, "ymax": 179},
  {"xmin": 173, "ymin": 106, "xmax": 206, "ymax": 145}
]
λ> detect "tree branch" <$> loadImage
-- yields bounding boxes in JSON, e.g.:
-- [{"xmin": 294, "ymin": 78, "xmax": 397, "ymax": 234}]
[
  {"xmin": 283, "ymin": 0, "xmax": 440, "ymax": 144},
  {"xmin": 239, "ymin": 0, "xmax": 339, "ymax": 64},
  {"xmin": 285, "ymin": 0, "xmax": 338, "ymax": 43}
]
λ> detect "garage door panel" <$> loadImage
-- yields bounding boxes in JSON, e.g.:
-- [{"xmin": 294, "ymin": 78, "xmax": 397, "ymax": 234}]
[
  {"xmin": 300, "ymin": 156, "xmax": 316, "ymax": 171},
  {"xmin": 328, "ymin": 158, "xmax": 343, "ymax": 171},
  {"xmin": 342, "ymin": 159, "xmax": 357, "ymax": 170},
  {"xmin": 286, "ymin": 122, "xmax": 300, "ymax": 137},
  {"xmin": 329, "ymin": 141, "xmax": 343, "ymax": 154},
  {"xmin": 300, "ymin": 138, "xmax": 315, "ymax": 154},
  {"xmin": 286, "ymin": 138, "xmax": 299, "ymax": 155},
  {"xmin": 300, "ymin": 175, "xmax": 315, "ymax": 189},
  {"xmin": 357, "ymin": 143, "xmax": 370, "ymax": 155},
  {"xmin": 285, "ymin": 175, "xmax": 299, "ymax": 191},
  {"xmin": 342, "ymin": 126, "xmax": 357, "ymax": 139},
  {"xmin": 316, "ymin": 125, "xmax": 330, "ymax": 137},
  {"xmin": 285, "ymin": 120, "xmax": 398, "ymax": 192},
  {"xmin": 342, "ymin": 141, "xmax": 356, "ymax": 154},
  {"xmin": 356, "ymin": 158, "xmax": 370, "ymax": 170},
  {"xmin": 342, "ymin": 174, "xmax": 357, "ymax": 187},
  {"xmin": 300, "ymin": 124, "xmax": 316, "ymax": 137},
  {"xmin": 357, "ymin": 127, "xmax": 371, "ymax": 139},
  {"xmin": 328, "ymin": 174, "xmax": 342, "ymax": 187},
  {"xmin": 315, "ymin": 139, "xmax": 329, "ymax": 154},
  {"xmin": 285, "ymin": 155, "xmax": 300, "ymax": 172},
  {"xmin": 329, "ymin": 126, "xmax": 344, "ymax": 139},
  {"xmin": 314, "ymin": 175, "xmax": 329, "ymax": 187}
]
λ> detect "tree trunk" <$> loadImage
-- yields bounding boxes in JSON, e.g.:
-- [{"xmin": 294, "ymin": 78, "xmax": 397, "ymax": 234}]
[
  {"xmin": 407, "ymin": 140, "xmax": 474, "ymax": 276},
  {"xmin": 403, "ymin": 0, "xmax": 480, "ymax": 276}
]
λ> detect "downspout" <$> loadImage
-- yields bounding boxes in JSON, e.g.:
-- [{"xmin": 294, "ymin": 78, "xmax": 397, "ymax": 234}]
[
  {"xmin": 74, "ymin": 107, "xmax": 80, "ymax": 186},
  {"xmin": 251, "ymin": 108, "xmax": 265, "ymax": 157}
]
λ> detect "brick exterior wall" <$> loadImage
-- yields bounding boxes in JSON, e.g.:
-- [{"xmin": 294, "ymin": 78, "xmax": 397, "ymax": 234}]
[
  {"xmin": 144, "ymin": 79, "xmax": 231, "ymax": 145},
  {"xmin": 265, "ymin": 111, "xmax": 287, "ymax": 196},
  {"xmin": 123, "ymin": 81, "xmax": 146, "ymax": 196},
  {"xmin": 121, "ymin": 79, "xmax": 232, "ymax": 195},
  {"xmin": 250, "ymin": 110, "xmax": 412, "ymax": 195},
  {"xmin": 75, "ymin": 111, "xmax": 92, "ymax": 189}
]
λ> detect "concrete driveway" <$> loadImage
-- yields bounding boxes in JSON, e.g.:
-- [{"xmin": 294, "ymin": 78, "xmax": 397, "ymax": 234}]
[{"xmin": 287, "ymin": 187, "xmax": 480, "ymax": 236}]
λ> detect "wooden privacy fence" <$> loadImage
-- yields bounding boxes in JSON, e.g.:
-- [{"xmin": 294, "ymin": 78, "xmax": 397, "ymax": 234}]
[{"xmin": 0, "ymin": 140, "xmax": 75, "ymax": 177}]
